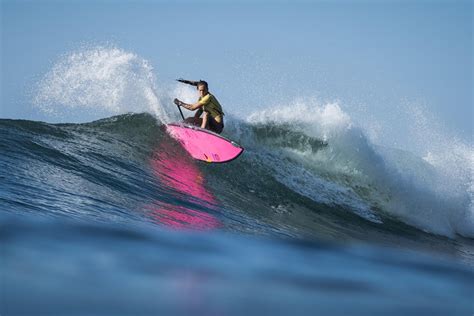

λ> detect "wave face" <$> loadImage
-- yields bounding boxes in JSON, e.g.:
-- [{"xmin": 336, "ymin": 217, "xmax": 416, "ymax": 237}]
[
  {"xmin": 2, "ymin": 46, "xmax": 474, "ymax": 314},
  {"xmin": 1, "ymin": 112, "xmax": 472, "ymax": 240}
]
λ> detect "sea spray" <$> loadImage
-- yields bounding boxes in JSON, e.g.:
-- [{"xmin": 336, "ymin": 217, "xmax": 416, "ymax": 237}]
[{"xmin": 34, "ymin": 46, "xmax": 172, "ymax": 123}]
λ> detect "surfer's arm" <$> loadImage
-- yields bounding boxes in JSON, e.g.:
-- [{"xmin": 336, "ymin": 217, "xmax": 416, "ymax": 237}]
[
  {"xmin": 173, "ymin": 97, "xmax": 204, "ymax": 111},
  {"xmin": 175, "ymin": 93, "xmax": 210, "ymax": 111},
  {"xmin": 177, "ymin": 100, "xmax": 203, "ymax": 111}
]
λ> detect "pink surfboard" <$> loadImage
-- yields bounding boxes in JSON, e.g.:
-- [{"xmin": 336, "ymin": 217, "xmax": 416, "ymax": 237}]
[{"xmin": 166, "ymin": 123, "xmax": 244, "ymax": 163}]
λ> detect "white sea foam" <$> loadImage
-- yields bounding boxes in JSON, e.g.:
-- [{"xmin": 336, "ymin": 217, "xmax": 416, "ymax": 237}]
[{"xmin": 247, "ymin": 98, "xmax": 474, "ymax": 238}]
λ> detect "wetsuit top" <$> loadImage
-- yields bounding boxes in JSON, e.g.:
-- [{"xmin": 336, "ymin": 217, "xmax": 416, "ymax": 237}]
[{"xmin": 198, "ymin": 93, "xmax": 224, "ymax": 119}]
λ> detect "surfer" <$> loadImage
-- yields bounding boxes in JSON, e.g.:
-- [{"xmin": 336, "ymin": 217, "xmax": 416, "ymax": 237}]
[{"xmin": 174, "ymin": 79, "xmax": 224, "ymax": 134}]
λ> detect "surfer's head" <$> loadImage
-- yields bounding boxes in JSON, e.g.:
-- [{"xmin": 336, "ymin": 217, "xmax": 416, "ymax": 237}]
[{"xmin": 197, "ymin": 81, "xmax": 208, "ymax": 96}]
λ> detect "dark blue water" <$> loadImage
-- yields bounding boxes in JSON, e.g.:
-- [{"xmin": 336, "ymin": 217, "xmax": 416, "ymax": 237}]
[{"xmin": 1, "ymin": 114, "xmax": 473, "ymax": 315}]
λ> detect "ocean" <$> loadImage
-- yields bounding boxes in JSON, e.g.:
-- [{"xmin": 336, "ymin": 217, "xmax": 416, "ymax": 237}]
[{"xmin": 1, "ymin": 47, "xmax": 473, "ymax": 315}]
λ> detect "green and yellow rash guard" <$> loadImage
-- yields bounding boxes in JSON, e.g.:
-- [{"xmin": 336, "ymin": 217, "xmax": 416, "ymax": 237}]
[{"xmin": 198, "ymin": 93, "xmax": 224, "ymax": 120}]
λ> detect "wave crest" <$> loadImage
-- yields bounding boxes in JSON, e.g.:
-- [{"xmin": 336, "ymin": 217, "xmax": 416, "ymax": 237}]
[{"xmin": 244, "ymin": 101, "xmax": 474, "ymax": 238}]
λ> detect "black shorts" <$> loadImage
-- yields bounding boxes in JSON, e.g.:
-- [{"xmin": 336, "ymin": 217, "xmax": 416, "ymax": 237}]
[{"xmin": 208, "ymin": 116, "xmax": 224, "ymax": 134}]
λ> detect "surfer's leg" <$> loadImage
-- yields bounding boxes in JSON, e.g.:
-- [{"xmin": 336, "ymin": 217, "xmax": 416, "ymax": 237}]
[
  {"xmin": 208, "ymin": 117, "xmax": 224, "ymax": 134},
  {"xmin": 201, "ymin": 112, "xmax": 209, "ymax": 129}
]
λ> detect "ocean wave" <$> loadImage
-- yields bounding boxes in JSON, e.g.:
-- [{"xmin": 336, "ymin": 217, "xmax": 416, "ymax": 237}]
[
  {"xmin": 241, "ymin": 101, "xmax": 473, "ymax": 238},
  {"xmin": 3, "ymin": 110, "xmax": 472, "ymax": 240},
  {"xmin": 23, "ymin": 45, "xmax": 473, "ymax": 240}
]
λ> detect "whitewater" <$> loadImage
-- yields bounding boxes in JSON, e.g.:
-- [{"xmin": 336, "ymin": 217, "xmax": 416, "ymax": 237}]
[{"xmin": 2, "ymin": 46, "xmax": 473, "ymax": 315}]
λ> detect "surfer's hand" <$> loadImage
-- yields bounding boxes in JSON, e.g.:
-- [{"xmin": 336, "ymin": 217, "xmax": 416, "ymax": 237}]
[{"xmin": 173, "ymin": 98, "xmax": 181, "ymax": 106}]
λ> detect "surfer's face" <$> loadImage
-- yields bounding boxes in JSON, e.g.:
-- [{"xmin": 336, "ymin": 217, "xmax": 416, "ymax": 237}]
[{"xmin": 198, "ymin": 85, "xmax": 207, "ymax": 97}]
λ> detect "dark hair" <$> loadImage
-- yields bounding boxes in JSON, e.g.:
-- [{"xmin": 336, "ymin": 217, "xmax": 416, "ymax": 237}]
[{"xmin": 197, "ymin": 80, "xmax": 208, "ymax": 90}]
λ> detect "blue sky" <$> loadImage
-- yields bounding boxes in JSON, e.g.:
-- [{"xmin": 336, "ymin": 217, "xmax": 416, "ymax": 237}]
[{"xmin": 1, "ymin": 0, "xmax": 472, "ymax": 142}]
